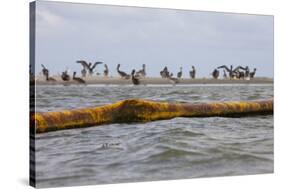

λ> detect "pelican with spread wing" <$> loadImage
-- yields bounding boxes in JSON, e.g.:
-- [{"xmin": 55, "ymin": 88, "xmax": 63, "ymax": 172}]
[{"xmin": 76, "ymin": 60, "xmax": 103, "ymax": 76}]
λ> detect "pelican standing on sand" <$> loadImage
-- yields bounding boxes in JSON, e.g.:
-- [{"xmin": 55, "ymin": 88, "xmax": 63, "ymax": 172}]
[
  {"xmin": 250, "ymin": 68, "xmax": 257, "ymax": 78},
  {"xmin": 233, "ymin": 66, "xmax": 246, "ymax": 79},
  {"xmin": 168, "ymin": 73, "xmax": 179, "ymax": 84},
  {"xmin": 117, "ymin": 64, "xmax": 130, "ymax": 79},
  {"xmin": 131, "ymin": 69, "xmax": 140, "ymax": 85},
  {"xmin": 160, "ymin": 66, "xmax": 169, "ymax": 78},
  {"xmin": 212, "ymin": 69, "xmax": 220, "ymax": 79},
  {"xmin": 177, "ymin": 67, "xmax": 183, "ymax": 79},
  {"xmin": 41, "ymin": 64, "xmax": 49, "ymax": 77},
  {"xmin": 136, "ymin": 64, "xmax": 146, "ymax": 78},
  {"xmin": 189, "ymin": 66, "xmax": 196, "ymax": 79},
  {"xmin": 104, "ymin": 64, "xmax": 109, "ymax": 77},
  {"xmin": 45, "ymin": 72, "xmax": 56, "ymax": 82},
  {"xmin": 245, "ymin": 66, "xmax": 250, "ymax": 78},
  {"xmin": 223, "ymin": 70, "xmax": 227, "ymax": 79},
  {"xmin": 61, "ymin": 70, "xmax": 70, "ymax": 81},
  {"xmin": 73, "ymin": 72, "xmax": 86, "ymax": 84}
]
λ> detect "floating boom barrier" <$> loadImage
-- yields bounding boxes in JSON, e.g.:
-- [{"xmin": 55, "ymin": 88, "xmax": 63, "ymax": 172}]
[{"xmin": 31, "ymin": 99, "xmax": 273, "ymax": 134}]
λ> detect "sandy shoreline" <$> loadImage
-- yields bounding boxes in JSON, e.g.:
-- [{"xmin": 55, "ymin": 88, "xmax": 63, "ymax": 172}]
[{"xmin": 34, "ymin": 76, "xmax": 273, "ymax": 85}]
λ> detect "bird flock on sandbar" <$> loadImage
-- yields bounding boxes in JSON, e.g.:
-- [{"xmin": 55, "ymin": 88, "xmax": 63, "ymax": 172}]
[{"xmin": 38, "ymin": 60, "xmax": 257, "ymax": 85}]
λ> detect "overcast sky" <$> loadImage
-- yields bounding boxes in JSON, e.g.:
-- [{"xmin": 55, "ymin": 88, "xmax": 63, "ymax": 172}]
[{"xmin": 35, "ymin": 1, "xmax": 274, "ymax": 77}]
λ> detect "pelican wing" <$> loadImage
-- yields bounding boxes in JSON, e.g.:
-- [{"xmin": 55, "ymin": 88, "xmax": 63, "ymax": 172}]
[
  {"xmin": 217, "ymin": 65, "xmax": 230, "ymax": 72},
  {"xmin": 91, "ymin": 61, "xmax": 103, "ymax": 70},
  {"xmin": 76, "ymin": 60, "xmax": 90, "ymax": 70},
  {"xmin": 233, "ymin": 66, "xmax": 245, "ymax": 72}
]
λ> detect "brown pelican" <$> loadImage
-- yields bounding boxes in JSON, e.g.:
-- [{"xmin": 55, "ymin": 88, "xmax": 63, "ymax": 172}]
[
  {"xmin": 168, "ymin": 73, "xmax": 179, "ymax": 84},
  {"xmin": 41, "ymin": 64, "xmax": 49, "ymax": 77},
  {"xmin": 61, "ymin": 70, "xmax": 70, "ymax": 81},
  {"xmin": 250, "ymin": 68, "xmax": 257, "ymax": 78},
  {"xmin": 160, "ymin": 66, "xmax": 169, "ymax": 78},
  {"xmin": 245, "ymin": 66, "xmax": 250, "ymax": 78},
  {"xmin": 81, "ymin": 68, "xmax": 87, "ymax": 77},
  {"xmin": 233, "ymin": 66, "xmax": 247, "ymax": 79},
  {"xmin": 212, "ymin": 69, "xmax": 220, "ymax": 79},
  {"xmin": 104, "ymin": 64, "xmax": 109, "ymax": 77},
  {"xmin": 77, "ymin": 60, "xmax": 89, "ymax": 76},
  {"xmin": 237, "ymin": 71, "xmax": 245, "ymax": 79},
  {"xmin": 189, "ymin": 66, "xmax": 196, "ymax": 79},
  {"xmin": 76, "ymin": 60, "xmax": 103, "ymax": 76},
  {"xmin": 223, "ymin": 70, "xmax": 227, "ymax": 79},
  {"xmin": 89, "ymin": 61, "xmax": 103, "ymax": 75},
  {"xmin": 177, "ymin": 67, "xmax": 183, "ymax": 79},
  {"xmin": 217, "ymin": 65, "xmax": 234, "ymax": 78},
  {"xmin": 136, "ymin": 64, "xmax": 146, "ymax": 77},
  {"xmin": 131, "ymin": 69, "xmax": 140, "ymax": 85},
  {"xmin": 117, "ymin": 64, "xmax": 130, "ymax": 79},
  {"xmin": 237, "ymin": 66, "xmax": 250, "ymax": 79},
  {"xmin": 45, "ymin": 72, "xmax": 56, "ymax": 82},
  {"xmin": 73, "ymin": 72, "xmax": 86, "ymax": 84}
]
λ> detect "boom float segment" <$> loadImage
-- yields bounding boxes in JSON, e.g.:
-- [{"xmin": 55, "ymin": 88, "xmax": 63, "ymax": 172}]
[{"xmin": 32, "ymin": 99, "xmax": 273, "ymax": 133}]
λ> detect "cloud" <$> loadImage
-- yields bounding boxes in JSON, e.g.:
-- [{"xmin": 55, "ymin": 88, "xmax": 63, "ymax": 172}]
[{"xmin": 34, "ymin": 1, "xmax": 273, "ymax": 77}]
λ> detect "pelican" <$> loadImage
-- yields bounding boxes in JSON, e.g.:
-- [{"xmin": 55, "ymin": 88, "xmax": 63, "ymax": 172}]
[
  {"xmin": 136, "ymin": 64, "xmax": 146, "ymax": 78},
  {"xmin": 223, "ymin": 70, "xmax": 227, "ymax": 79},
  {"xmin": 212, "ymin": 69, "xmax": 220, "ymax": 79},
  {"xmin": 189, "ymin": 66, "xmax": 196, "ymax": 79},
  {"xmin": 131, "ymin": 69, "xmax": 140, "ymax": 85},
  {"xmin": 73, "ymin": 72, "xmax": 86, "ymax": 84},
  {"xmin": 88, "ymin": 61, "xmax": 103, "ymax": 75},
  {"xmin": 104, "ymin": 64, "xmax": 109, "ymax": 77},
  {"xmin": 76, "ymin": 60, "xmax": 103, "ymax": 76},
  {"xmin": 41, "ymin": 64, "xmax": 49, "ymax": 77},
  {"xmin": 117, "ymin": 64, "xmax": 130, "ymax": 79},
  {"xmin": 45, "ymin": 72, "xmax": 56, "ymax": 82},
  {"xmin": 61, "ymin": 70, "xmax": 70, "ymax": 81},
  {"xmin": 160, "ymin": 66, "xmax": 169, "ymax": 78},
  {"xmin": 177, "ymin": 67, "xmax": 183, "ymax": 79},
  {"xmin": 217, "ymin": 65, "xmax": 234, "ymax": 78},
  {"xmin": 250, "ymin": 68, "xmax": 257, "ymax": 78},
  {"xmin": 168, "ymin": 72, "xmax": 179, "ymax": 84},
  {"xmin": 233, "ymin": 66, "xmax": 246, "ymax": 79}
]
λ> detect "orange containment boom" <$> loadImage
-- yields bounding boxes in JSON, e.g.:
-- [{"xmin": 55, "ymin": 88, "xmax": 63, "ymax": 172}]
[{"xmin": 31, "ymin": 99, "xmax": 273, "ymax": 133}]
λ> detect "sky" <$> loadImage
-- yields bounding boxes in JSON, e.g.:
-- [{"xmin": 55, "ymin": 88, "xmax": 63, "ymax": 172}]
[{"xmin": 34, "ymin": 1, "xmax": 274, "ymax": 77}]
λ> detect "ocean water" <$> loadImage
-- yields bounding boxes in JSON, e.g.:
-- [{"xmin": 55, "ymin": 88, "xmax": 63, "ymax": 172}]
[{"xmin": 35, "ymin": 84, "xmax": 273, "ymax": 188}]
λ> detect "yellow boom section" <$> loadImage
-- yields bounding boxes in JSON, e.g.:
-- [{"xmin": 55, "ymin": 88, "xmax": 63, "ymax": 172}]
[{"xmin": 32, "ymin": 99, "xmax": 273, "ymax": 133}]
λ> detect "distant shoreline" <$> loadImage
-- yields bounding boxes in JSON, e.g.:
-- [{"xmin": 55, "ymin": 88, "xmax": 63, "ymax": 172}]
[{"xmin": 34, "ymin": 76, "xmax": 273, "ymax": 85}]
